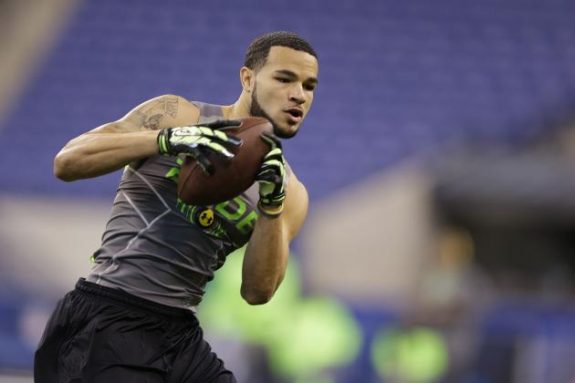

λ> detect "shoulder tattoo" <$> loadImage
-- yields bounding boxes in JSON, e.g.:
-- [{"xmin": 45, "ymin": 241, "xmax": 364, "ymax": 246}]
[{"xmin": 136, "ymin": 96, "xmax": 180, "ymax": 130}]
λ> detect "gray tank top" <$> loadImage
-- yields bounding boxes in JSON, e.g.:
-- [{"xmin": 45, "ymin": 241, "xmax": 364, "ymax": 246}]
[{"xmin": 86, "ymin": 101, "xmax": 261, "ymax": 310}]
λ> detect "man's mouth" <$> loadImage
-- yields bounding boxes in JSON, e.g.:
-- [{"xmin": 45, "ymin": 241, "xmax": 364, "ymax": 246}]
[{"xmin": 284, "ymin": 108, "xmax": 303, "ymax": 122}]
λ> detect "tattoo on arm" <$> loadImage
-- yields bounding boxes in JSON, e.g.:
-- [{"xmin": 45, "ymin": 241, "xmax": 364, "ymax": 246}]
[
  {"xmin": 143, "ymin": 114, "xmax": 164, "ymax": 130},
  {"xmin": 164, "ymin": 97, "xmax": 178, "ymax": 118},
  {"xmin": 137, "ymin": 97, "xmax": 180, "ymax": 130}
]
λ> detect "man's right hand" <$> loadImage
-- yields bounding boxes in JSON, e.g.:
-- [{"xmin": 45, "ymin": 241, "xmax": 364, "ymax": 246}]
[{"xmin": 157, "ymin": 120, "xmax": 242, "ymax": 175}]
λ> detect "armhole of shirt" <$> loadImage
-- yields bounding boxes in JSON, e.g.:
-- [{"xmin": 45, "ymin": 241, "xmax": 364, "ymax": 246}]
[{"xmin": 190, "ymin": 101, "xmax": 224, "ymax": 124}]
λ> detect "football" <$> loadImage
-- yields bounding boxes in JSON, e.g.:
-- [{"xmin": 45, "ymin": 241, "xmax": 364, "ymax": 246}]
[{"xmin": 177, "ymin": 117, "xmax": 274, "ymax": 206}]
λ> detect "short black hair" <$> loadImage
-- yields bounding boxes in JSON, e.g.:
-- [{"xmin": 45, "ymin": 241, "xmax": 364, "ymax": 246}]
[{"xmin": 244, "ymin": 31, "xmax": 317, "ymax": 71}]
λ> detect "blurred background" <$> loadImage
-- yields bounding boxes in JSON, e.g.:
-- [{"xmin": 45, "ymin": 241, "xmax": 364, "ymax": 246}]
[{"xmin": 1, "ymin": 0, "xmax": 575, "ymax": 382}]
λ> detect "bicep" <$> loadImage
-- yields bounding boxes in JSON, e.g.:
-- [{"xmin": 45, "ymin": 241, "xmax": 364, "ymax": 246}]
[
  {"xmin": 92, "ymin": 94, "xmax": 200, "ymax": 134},
  {"xmin": 61, "ymin": 94, "xmax": 200, "ymax": 153}
]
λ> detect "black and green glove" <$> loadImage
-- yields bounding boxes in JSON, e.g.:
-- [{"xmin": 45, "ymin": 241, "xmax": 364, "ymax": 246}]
[
  {"xmin": 256, "ymin": 133, "xmax": 286, "ymax": 217},
  {"xmin": 157, "ymin": 120, "xmax": 242, "ymax": 175}
]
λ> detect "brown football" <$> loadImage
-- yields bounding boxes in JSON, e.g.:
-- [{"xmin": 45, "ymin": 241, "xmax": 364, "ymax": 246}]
[{"xmin": 177, "ymin": 117, "xmax": 274, "ymax": 206}]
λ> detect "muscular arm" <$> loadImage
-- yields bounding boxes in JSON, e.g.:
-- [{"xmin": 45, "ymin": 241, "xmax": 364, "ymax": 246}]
[
  {"xmin": 241, "ymin": 174, "xmax": 309, "ymax": 305},
  {"xmin": 53, "ymin": 95, "xmax": 199, "ymax": 181}
]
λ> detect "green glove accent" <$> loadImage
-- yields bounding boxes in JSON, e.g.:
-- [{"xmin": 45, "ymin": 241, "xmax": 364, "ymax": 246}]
[
  {"xmin": 157, "ymin": 120, "xmax": 241, "ymax": 175},
  {"xmin": 256, "ymin": 133, "xmax": 286, "ymax": 217}
]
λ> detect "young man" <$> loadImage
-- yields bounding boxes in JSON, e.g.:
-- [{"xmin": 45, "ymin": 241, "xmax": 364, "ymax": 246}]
[{"xmin": 35, "ymin": 31, "xmax": 318, "ymax": 383}]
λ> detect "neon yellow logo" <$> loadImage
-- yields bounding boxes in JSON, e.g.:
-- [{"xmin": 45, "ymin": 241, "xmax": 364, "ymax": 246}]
[{"xmin": 197, "ymin": 208, "xmax": 215, "ymax": 228}]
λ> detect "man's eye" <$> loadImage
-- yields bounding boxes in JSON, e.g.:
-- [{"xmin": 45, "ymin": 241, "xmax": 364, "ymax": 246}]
[
  {"xmin": 304, "ymin": 84, "xmax": 316, "ymax": 91},
  {"xmin": 276, "ymin": 78, "xmax": 290, "ymax": 83}
]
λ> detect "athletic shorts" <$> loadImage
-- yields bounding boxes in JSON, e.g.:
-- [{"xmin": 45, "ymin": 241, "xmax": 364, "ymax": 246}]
[{"xmin": 34, "ymin": 278, "xmax": 236, "ymax": 383}]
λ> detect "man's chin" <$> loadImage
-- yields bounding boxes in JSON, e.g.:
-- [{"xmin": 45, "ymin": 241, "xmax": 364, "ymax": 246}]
[{"xmin": 273, "ymin": 124, "xmax": 299, "ymax": 139}]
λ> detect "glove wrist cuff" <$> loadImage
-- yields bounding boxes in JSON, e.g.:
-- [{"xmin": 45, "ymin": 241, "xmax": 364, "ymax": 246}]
[
  {"xmin": 157, "ymin": 129, "xmax": 171, "ymax": 155},
  {"xmin": 257, "ymin": 201, "xmax": 284, "ymax": 218}
]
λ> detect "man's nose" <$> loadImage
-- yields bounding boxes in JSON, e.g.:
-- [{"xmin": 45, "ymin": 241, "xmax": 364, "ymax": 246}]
[{"xmin": 289, "ymin": 84, "xmax": 305, "ymax": 104}]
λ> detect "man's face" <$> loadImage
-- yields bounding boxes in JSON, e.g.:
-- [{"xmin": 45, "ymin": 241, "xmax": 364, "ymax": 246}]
[{"xmin": 249, "ymin": 46, "xmax": 318, "ymax": 138}]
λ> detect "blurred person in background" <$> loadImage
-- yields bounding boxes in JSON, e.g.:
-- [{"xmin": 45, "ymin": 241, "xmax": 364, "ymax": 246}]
[
  {"xmin": 408, "ymin": 225, "xmax": 494, "ymax": 383},
  {"xmin": 34, "ymin": 31, "xmax": 318, "ymax": 383}
]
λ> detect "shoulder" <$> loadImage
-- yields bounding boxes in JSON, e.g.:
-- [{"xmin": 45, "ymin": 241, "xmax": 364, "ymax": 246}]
[
  {"xmin": 284, "ymin": 160, "xmax": 306, "ymax": 193},
  {"xmin": 286, "ymin": 169, "xmax": 308, "ymax": 203},
  {"xmin": 283, "ymin": 167, "xmax": 309, "ymax": 240}
]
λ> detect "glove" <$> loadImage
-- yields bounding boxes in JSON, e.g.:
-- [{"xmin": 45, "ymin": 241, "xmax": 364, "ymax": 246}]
[
  {"xmin": 256, "ymin": 133, "xmax": 286, "ymax": 217},
  {"xmin": 157, "ymin": 120, "xmax": 242, "ymax": 175}
]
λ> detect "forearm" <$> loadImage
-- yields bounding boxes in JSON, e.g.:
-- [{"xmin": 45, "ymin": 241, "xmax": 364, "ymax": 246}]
[
  {"xmin": 241, "ymin": 214, "xmax": 289, "ymax": 305},
  {"xmin": 54, "ymin": 129, "xmax": 159, "ymax": 181}
]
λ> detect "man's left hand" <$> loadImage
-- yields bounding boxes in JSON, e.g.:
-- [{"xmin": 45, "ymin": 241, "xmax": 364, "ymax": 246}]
[{"xmin": 256, "ymin": 134, "xmax": 286, "ymax": 217}]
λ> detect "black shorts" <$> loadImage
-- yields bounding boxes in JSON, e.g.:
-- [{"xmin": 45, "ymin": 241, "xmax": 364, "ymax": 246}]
[{"xmin": 35, "ymin": 279, "xmax": 236, "ymax": 383}]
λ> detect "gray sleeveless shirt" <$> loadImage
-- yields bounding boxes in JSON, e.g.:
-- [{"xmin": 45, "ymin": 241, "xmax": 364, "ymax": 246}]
[{"xmin": 86, "ymin": 102, "xmax": 260, "ymax": 310}]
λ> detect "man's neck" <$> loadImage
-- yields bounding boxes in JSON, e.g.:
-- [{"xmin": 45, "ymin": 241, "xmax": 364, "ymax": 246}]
[{"xmin": 223, "ymin": 93, "xmax": 251, "ymax": 119}]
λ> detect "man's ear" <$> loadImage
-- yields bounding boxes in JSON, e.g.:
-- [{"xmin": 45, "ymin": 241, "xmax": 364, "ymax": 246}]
[{"xmin": 240, "ymin": 67, "xmax": 255, "ymax": 93}]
